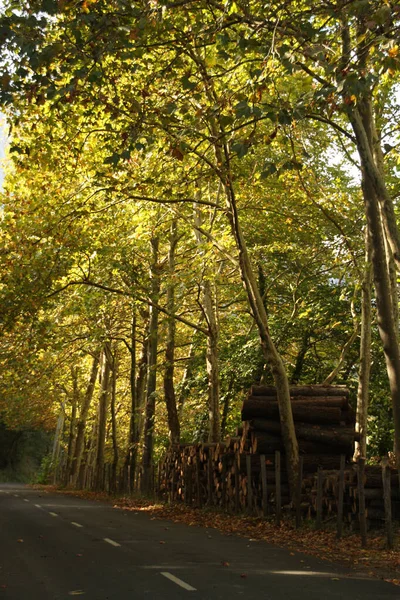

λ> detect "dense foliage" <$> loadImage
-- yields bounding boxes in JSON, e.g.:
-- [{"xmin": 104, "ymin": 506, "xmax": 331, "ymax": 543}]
[{"xmin": 0, "ymin": 1, "xmax": 399, "ymax": 482}]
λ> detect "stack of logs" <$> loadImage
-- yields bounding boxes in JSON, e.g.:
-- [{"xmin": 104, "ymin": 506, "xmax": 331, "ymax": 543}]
[
  {"xmin": 158, "ymin": 385, "xmax": 399, "ymax": 528},
  {"xmin": 240, "ymin": 384, "xmax": 357, "ymax": 468}
]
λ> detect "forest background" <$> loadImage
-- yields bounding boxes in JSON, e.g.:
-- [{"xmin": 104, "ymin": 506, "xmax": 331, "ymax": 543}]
[{"xmin": 0, "ymin": 0, "xmax": 399, "ymax": 488}]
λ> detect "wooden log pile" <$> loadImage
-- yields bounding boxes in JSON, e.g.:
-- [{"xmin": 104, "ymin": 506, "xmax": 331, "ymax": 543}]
[
  {"xmin": 240, "ymin": 385, "xmax": 358, "ymax": 467},
  {"xmin": 157, "ymin": 385, "xmax": 399, "ymax": 529}
]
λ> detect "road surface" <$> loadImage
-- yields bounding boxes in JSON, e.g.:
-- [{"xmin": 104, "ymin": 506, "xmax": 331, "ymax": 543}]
[{"xmin": 0, "ymin": 483, "xmax": 397, "ymax": 599}]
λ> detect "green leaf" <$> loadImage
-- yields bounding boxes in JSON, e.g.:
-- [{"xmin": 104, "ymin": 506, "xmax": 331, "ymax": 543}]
[
  {"xmin": 104, "ymin": 153, "xmax": 120, "ymax": 166},
  {"xmin": 231, "ymin": 142, "xmax": 249, "ymax": 158},
  {"xmin": 260, "ymin": 163, "xmax": 277, "ymax": 178}
]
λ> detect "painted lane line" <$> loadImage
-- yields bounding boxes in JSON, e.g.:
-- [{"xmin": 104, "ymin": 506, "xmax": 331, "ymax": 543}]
[
  {"xmin": 160, "ymin": 572, "xmax": 196, "ymax": 591},
  {"xmin": 14, "ymin": 494, "xmax": 19, "ymax": 497},
  {"xmin": 71, "ymin": 522, "xmax": 83, "ymax": 528},
  {"xmin": 49, "ymin": 512, "xmax": 58, "ymax": 517},
  {"xmin": 103, "ymin": 538, "xmax": 121, "ymax": 547},
  {"xmin": 24, "ymin": 499, "xmax": 30, "ymax": 502},
  {"xmin": 34, "ymin": 504, "xmax": 41, "ymax": 508}
]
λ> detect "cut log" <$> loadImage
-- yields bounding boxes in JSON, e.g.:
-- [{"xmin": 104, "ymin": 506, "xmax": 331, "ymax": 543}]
[
  {"xmin": 250, "ymin": 385, "xmax": 350, "ymax": 398},
  {"xmin": 248, "ymin": 419, "xmax": 359, "ymax": 447},
  {"xmin": 251, "ymin": 433, "xmax": 353, "ymax": 457},
  {"xmin": 246, "ymin": 395, "xmax": 349, "ymax": 410},
  {"xmin": 242, "ymin": 400, "xmax": 344, "ymax": 423}
]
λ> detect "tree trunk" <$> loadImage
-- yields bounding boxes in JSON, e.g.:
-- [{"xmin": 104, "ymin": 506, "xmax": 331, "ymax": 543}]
[
  {"xmin": 71, "ymin": 353, "xmax": 100, "ymax": 487},
  {"xmin": 164, "ymin": 220, "xmax": 181, "ymax": 445},
  {"xmin": 349, "ymin": 97, "xmax": 400, "ymax": 468},
  {"xmin": 225, "ymin": 186, "xmax": 299, "ymax": 494},
  {"xmin": 64, "ymin": 367, "xmax": 79, "ymax": 486},
  {"xmin": 141, "ymin": 237, "xmax": 160, "ymax": 493},
  {"xmin": 178, "ymin": 329, "xmax": 198, "ymax": 419},
  {"xmin": 361, "ymin": 170, "xmax": 400, "ymax": 468},
  {"xmin": 95, "ymin": 345, "xmax": 111, "ymax": 490},
  {"xmin": 110, "ymin": 349, "xmax": 119, "ymax": 494},
  {"xmin": 194, "ymin": 48, "xmax": 298, "ymax": 494},
  {"xmin": 51, "ymin": 400, "xmax": 65, "ymax": 483},
  {"xmin": 124, "ymin": 307, "xmax": 137, "ymax": 492},
  {"xmin": 194, "ymin": 200, "xmax": 220, "ymax": 442},
  {"xmin": 354, "ymin": 228, "xmax": 372, "ymax": 460}
]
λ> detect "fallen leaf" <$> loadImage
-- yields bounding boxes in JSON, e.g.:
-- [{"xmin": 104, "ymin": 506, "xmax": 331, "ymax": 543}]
[
  {"xmin": 17, "ymin": 539, "xmax": 24, "ymax": 543},
  {"xmin": 222, "ymin": 561, "xmax": 230, "ymax": 567},
  {"xmin": 159, "ymin": 540, "xmax": 165, "ymax": 544},
  {"xmin": 240, "ymin": 573, "xmax": 247, "ymax": 578},
  {"xmin": 68, "ymin": 591, "xmax": 85, "ymax": 596}
]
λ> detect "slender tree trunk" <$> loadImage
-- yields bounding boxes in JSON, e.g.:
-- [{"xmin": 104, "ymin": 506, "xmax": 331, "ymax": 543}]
[
  {"xmin": 349, "ymin": 96, "xmax": 400, "ymax": 468},
  {"xmin": 355, "ymin": 227, "xmax": 372, "ymax": 460},
  {"xmin": 110, "ymin": 349, "xmax": 119, "ymax": 494},
  {"xmin": 361, "ymin": 172, "xmax": 400, "ymax": 468},
  {"xmin": 323, "ymin": 298, "xmax": 359, "ymax": 386},
  {"xmin": 290, "ymin": 331, "xmax": 310, "ymax": 384},
  {"xmin": 95, "ymin": 345, "xmax": 111, "ymax": 490},
  {"xmin": 190, "ymin": 47, "xmax": 298, "ymax": 493},
  {"xmin": 124, "ymin": 307, "xmax": 137, "ymax": 491},
  {"xmin": 51, "ymin": 400, "xmax": 65, "ymax": 483},
  {"xmin": 194, "ymin": 201, "xmax": 220, "ymax": 442},
  {"xmin": 141, "ymin": 237, "xmax": 160, "ymax": 493},
  {"xmin": 71, "ymin": 353, "xmax": 100, "ymax": 487},
  {"xmin": 64, "ymin": 367, "xmax": 79, "ymax": 486},
  {"xmin": 221, "ymin": 376, "xmax": 234, "ymax": 438},
  {"xmin": 164, "ymin": 220, "xmax": 181, "ymax": 444},
  {"xmin": 178, "ymin": 330, "xmax": 198, "ymax": 419}
]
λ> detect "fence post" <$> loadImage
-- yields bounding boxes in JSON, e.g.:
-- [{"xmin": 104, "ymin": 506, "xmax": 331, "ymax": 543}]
[
  {"xmin": 315, "ymin": 466, "xmax": 323, "ymax": 529},
  {"xmin": 357, "ymin": 457, "xmax": 367, "ymax": 547},
  {"xmin": 207, "ymin": 454, "xmax": 213, "ymax": 506},
  {"xmin": 234, "ymin": 453, "xmax": 240, "ymax": 513},
  {"xmin": 295, "ymin": 456, "xmax": 303, "ymax": 528},
  {"xmin": 336, "ymin": 455, "xmax": 345, "ymax": 539},
  {"xmin": 275, "ymin": 451, "xmax": 281, "ymax": 526},
  {"xmin": 382, "ymin": 456, "xmax": 393, "ymax": 550},
  {"xmin": 246, "ymin": 454, "xmax": 253, "ymax": 515},
  {"xmin": 260, "ymin": 455, "xmax": 268, "ymax": 517}
]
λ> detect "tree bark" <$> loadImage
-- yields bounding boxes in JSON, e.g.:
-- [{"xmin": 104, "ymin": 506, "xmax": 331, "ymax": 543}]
[
  {"xmin": 110, "ymin": 348, "xmax": 119, "ymax": 494},
  {"xmin": 124, "ymin": 307, "xmax": 137, "ymax": 491},
  {"xmin": 64, "ymin": 367, "xmax": 79, "ymax": 486},
  {"xmin": 194, "ymin": 200, "xmax": 220, "ymax": 442},
  {"xmin": 141, "ymin": 236, "xmax": 160, "ymax": 493},
  {"xmin": 354, "ymin": 228, "xmax": 372, "ymax": 460},
  {"xmin": 95, "ymin": 345, "xmax": 111, "ymax": 490},
  {"xmin": 71, "ymin": 353, "xmax": 100, "ymax": 487},
  {"xmin": 164, "ymin": 220, "xmax": 181, "ymax": 445},
  {"xmin": 360, "ymin": 170, "xmax": 400, "ymax": 468}
]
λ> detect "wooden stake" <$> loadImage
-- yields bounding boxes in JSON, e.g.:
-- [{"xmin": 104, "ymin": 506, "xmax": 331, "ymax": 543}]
[
  {"xmin": 246, "ymin": 454, "xmax": 253, "ymax": 515},
  {"xmin": 315, "ymin": 466, "xmax": 323, "ymax": 529},
  {"xmin": 207, "ymin": 454, "xmax": 213, "ymax": 506},
  {"xmin": 382, "ymin": 456, "xmax": 393, "ymax": 550},
  {"xmin": 336, "ymin": 455, "xmax": 345, "ymax": 539},
  {"xmin": 260, "ymin": 455, "xmax": 268, "ymax": 517},
  {"xmin": 357, "ymin": 457, "xmax": 367, "ymax": 547},
  {"xmin": 295, "ymin": 456, "xmax": 303, "ymax": 528},
  {"xmin": 275, "ymin": 451, "xmax": 281, "ymax": 526},
  {"xmin": 234, "ymin": 453, "xmax": 240, "ymax": 513}
]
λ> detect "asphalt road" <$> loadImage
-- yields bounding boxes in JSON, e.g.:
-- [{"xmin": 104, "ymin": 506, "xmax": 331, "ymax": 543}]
[{"xmin": 0, "ymin": 483, "xmax": 398, "ymax": 599}]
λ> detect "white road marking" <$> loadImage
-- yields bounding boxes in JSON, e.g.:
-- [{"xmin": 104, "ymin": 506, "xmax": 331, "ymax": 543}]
[
  {"xmin": 103, "ymin": 537, "xmax": 121, "ymax": 547},
  {"xmin": 34, "ymin": 504, "xmax": 41, "ymax": 508},
  {"xmin": 160, "ymin": 572, "xmax": 196, "ymax": 591},
  {"xmin": 49, "ymin": 512, "xmax": 58, "ymax": 517},
  {"xmin": 24, "ymin": 499, "xmax": 30, "ymax": 502},
  {"xmin": 71, "ymin": 522, "xmax": 83, "ymax": 528},
  {"xmin": 14, "ymin": 494, "xmax": 19, "ymax": 497}
]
